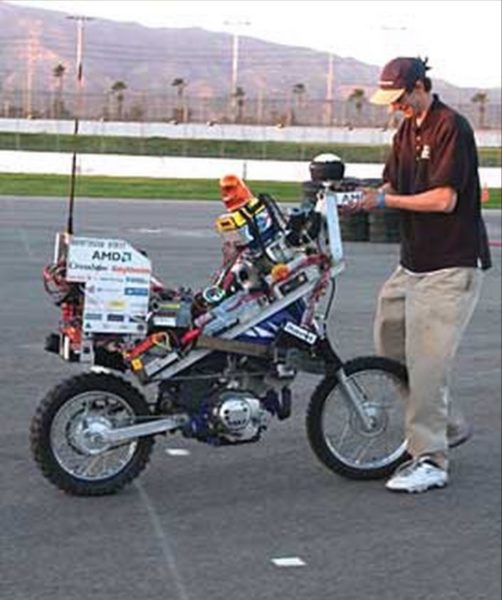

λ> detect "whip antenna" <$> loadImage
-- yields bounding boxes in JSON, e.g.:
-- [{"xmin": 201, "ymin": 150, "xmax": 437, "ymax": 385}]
[{"xmin": 66, "ymin": 15, "xmax": 93, "ymax": 235}]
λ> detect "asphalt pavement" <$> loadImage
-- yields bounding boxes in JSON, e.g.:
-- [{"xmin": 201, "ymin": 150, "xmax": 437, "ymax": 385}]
[{"xmin": 0, "ymin": 197, "xmax": 500, "ymax": 600}]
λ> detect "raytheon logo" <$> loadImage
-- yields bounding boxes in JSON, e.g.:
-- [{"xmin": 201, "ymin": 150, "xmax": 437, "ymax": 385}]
[{"xmin": 91, "ymin": 250, "xmax": 132, "ymax": 262}]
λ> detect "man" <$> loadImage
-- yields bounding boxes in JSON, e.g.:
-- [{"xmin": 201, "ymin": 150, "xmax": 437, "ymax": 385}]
[{"xmin": 359, "ymin": 57, "xmax": 491, "ymax": 493}]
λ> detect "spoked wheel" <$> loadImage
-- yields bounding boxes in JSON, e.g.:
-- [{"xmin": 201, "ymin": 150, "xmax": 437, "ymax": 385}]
[
  {"xmin": 307, "ymin": 356, "xmax": 408, "ymax": 480},
  {"xmin": 30, "ymin": 373, "xmax": 155, "ymax": 496}
]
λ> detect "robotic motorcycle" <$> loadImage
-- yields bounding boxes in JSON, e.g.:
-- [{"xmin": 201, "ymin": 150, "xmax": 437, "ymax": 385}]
[{"xmin": 30, "ymin": 154, "xmax": 408, "ymax": 496}]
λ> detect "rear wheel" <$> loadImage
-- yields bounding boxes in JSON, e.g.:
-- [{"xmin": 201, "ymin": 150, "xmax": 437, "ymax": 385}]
[
  {"xmin": 30, "ymin": 373, "xmax": 155, "ymax": 496},
  {"xmin": 306, "ymin": 356, "xmax": 408, "ymax": 480}
]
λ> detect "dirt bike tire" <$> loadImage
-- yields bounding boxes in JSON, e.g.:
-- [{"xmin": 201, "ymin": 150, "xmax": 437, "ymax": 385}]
[
  {"xmin": 306, "ymin": 356, "xmax": 408, "ymax": 480},
  {"xmin": 30, "ymin": 372, "xmax": 155, "ymax": 496}
]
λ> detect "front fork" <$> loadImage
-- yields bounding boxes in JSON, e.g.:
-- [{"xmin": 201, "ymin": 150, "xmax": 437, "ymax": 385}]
[{"xmin": 317, "ymin": 338, "xmax": 373, "ymax": 432}]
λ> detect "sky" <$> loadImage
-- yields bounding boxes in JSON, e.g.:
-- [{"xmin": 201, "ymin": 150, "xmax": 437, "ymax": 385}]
[{"xmin": 6, "ymin": 0, "xmax": 502, "ymax": 89}]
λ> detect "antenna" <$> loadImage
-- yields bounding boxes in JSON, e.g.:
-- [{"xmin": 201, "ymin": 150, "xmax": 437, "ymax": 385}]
[{"xmin": 66, "ymin": 15, "xmax": 93, "ymax": 235}]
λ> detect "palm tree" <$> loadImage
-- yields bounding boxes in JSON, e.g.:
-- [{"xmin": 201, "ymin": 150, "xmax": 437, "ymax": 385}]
[
  {"xmin": 232, "ymin": 86, "xmax": 246, "ymax": 123},
  {"xmin": 348, "ymin": 88, "xmax": 366, "ymax": 126},
  {"xmin": 110, "ymin": 80, "xmax": 127, "ymax": 120},
  {"xmin": 291, "ymin": 83, "xmax": 306, "ymax": 125},
  {"xmin": 52, "ymin": 63, "xmax": 66, "ymax": 118},
  {"xmin": 292, "ymin": 83, "xmax": 306, "ymax": 106},
  {"xmin": 471, "ymin": 92, "xmax": 488, "ymax": 129},
  {"xmin": 171, "ymin": 77, "xmax": 187, "ymax": 121}
]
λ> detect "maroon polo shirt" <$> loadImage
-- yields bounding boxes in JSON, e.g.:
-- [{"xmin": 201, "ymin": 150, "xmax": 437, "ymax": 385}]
[{"xmin": 383, "ymin": 94, "xmax": 491, "ymax": 272}]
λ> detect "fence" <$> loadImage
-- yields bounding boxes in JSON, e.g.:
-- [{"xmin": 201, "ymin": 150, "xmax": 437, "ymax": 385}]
[{"xmin": 1, "ymin": 89, "xmax": 501, "ymax": 130}]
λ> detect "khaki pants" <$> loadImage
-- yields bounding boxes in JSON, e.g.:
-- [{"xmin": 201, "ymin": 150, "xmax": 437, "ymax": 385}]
[{"xmin": 374, "ymin": 266, "xmax": 482, "ymax": 469}]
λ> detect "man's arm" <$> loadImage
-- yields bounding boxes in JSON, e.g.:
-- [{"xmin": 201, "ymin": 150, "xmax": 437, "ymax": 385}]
[{"xmin": 361, "ymin": 186, "xmax": 458, "ymax": 213}]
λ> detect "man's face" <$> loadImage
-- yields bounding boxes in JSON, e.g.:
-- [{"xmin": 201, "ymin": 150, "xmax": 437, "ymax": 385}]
[
  {"xmin": 388, "ymin": 81, "xmax": 426, "ymax": 118},
  {"xmin": 389, "ymin": 89, "xmax": 416, "ymax": 118}
]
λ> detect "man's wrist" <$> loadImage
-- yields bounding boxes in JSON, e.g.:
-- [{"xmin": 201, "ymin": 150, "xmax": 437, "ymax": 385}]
[{"xmin": 376, "ymin": 190, "xmax": 386, "ymax": 209}]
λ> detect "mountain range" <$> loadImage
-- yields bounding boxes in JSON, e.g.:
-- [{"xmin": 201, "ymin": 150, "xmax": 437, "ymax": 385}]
[{"xmin": 0, "ymin": 1, "xmax": 500, "ymax": 124}]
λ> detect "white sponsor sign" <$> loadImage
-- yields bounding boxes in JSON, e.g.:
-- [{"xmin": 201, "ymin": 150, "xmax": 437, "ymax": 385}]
[{"xmin": 67, "ymin": 237, "xmax": 152, "ymax": 334}]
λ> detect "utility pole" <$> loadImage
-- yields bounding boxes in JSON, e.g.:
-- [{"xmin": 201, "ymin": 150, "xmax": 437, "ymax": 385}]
[
  {"xmin": 325, "ymin": 53, "xmax": 334, "ymax": 126},
  {"xmin": 66, "ymin": 15, "xmax": 93, "ymax": 235},
  {"xmin": 231, "ymin": 31, "xmax": 239, "ymax": 96},
  {"xmin": 256, "ymin": 84, "xmax": 264, "ymax": 125},
  {"xmin": 25, "ymin": 31, "xmax": 39, "ymax": 118},
  {"xmin": 224, "ymin": 20, "xmax": 250, "ymax": 121}
]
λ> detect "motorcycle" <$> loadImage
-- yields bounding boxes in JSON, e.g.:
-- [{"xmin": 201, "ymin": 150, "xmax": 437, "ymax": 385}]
[{"xmin": 30, "ymin": 154, "xmax": 408, "ymax": 496}]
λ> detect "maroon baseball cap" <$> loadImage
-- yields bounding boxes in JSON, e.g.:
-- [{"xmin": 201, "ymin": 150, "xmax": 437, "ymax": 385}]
[{"xmin": 371, "ymin": 57, "xmax": 428, "ymax": 105}]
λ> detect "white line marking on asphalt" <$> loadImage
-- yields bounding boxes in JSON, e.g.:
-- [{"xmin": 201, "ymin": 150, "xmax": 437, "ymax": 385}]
[
  {"xmin": 165, "ymin": 448, "xmax": 191, "ymax": 456},
  {"xmin": 271, "ymin": 557, "xmax": 307, "ymax": 567},
  {"xmin": 135, "ymin": 481, "xmax": 191, "ymax": 600},
  {"xmin": 16, "ymin": 343, "xmax": 43, "ymax": 351},
  {"xmin": 128, "ymin": 227, "xmax": 214, "ymax": 238}
]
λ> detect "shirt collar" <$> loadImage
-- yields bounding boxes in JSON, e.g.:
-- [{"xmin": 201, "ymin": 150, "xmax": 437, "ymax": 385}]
[{"xmin": 415, "ymin": 94, "xmax": 441, "ymax": 131}]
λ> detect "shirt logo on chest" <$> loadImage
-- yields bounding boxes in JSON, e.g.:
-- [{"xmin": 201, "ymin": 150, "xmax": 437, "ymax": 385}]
[{"xmin": 420, "ymin": 144, "xmax": 431, "ymax": 160}]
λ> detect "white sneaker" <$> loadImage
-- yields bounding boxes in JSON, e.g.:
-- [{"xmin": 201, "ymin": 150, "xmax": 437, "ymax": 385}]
[{"xmin": 386, "ymin": 457, "xmax": 448, "ymax": 493}]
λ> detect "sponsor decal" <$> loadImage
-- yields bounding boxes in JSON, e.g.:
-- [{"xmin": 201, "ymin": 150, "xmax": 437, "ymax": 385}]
[
  {"xmin": 84, "ymin": 313, "xmax": 103, "ymax": 320},
  {"xmin": 284, "ymin": 322, "xmax": 317, "ymax": 345},
  {"xmin": 96, "ymin": 286, "xmax": 125, "ymax": 293},
  {"xmin": 128, "ymin": 315, "xmax": 146, "ymax": 323},
  {"xmin": 107, "ymin": 314, "xmax": 125, "ymax": 322},
  {"xmin": 107, "ymin": 300, "xmax": 126, "ymax": 310},
  {"xmin": 71, "ymin": 239, "xmax": 105, "ymax": 248},
  {"xmin": 157, "ymin": 302, "xmax": 182, "ymax": 310},
  {"xmin": 91, "ymin": 250, "xmax": 133, "ymax": 263},
  {"xmin": 126, "ymin": 276, "xmax": 150, "ymax": 285},
  {"xmin": 125, "ymin": 287, "xmax": 149, "ymax": 296},
  {"xmin": 84, "ymin": 297, "xmax": 99, "ymax": 306},
  {"xmin": 128, "ymin": 302, "xmax": 150, "ymax": 311},
  {"xmin": 153, "ymin": 316, "xmax": 177, "ymax": 327},
  {"xmin": 144, "ymin": 353, "xmax": 179, "ymax": 376},
  {"xmin": 106, "ymin": 240, "xmax": 127, "ymax": 249},
  {"xmin": 99, "ymin": 276, "xmax": 124, "ymax": 283},
  {"xmin": 112, "ymin": 265, "xmax": 151, "ymax": 275},
  {"xmin": 68, "ymin": 261, "xmax": 108, "ymax": 273}
]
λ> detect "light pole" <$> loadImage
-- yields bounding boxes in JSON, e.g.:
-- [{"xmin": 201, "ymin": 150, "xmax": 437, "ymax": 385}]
[
  {"xmin": 325, "ymin": 53, "xmax": 334, "ymax": 126},
  {"xmin": 223, "ymin": 20, "xmax": 250, "ymax": 121},
  {"xmin": 66, "ymin": 15, "xmax": 93, "ymax": 235}
]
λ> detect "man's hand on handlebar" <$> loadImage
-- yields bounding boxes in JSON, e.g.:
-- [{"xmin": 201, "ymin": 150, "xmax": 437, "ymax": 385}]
[
  {"xmin": 338, "ymin": 188, "xmax": 379, "ymax": 214},
  {"xmin": 358, "ymin": 188, "xmax": 381, "ymax": 211}
]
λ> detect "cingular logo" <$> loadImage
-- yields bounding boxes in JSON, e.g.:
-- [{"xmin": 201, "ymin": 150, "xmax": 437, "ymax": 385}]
[{"xmin": 68, "ymin": 262, "xmax": 107, "ymax": 272}]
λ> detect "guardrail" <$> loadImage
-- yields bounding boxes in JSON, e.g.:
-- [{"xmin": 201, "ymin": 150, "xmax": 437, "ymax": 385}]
[
  {"xmin": 1, "ymin": 150, "xmax": 500, "ymax": 188},
  {"xmin": 1, "ymin": 119, "xmax": 501, "ymax": 148}
]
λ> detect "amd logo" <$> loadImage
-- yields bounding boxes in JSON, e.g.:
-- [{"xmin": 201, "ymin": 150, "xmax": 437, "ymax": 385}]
[{"xmin": 91, "ymin": 250, "xmax": 132, "ymax": 262}]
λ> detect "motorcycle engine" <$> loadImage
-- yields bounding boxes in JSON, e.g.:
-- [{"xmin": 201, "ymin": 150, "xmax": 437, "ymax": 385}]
[{"xmin": 210, "ymin": 390, "xmax": 270, "ymax": 443}]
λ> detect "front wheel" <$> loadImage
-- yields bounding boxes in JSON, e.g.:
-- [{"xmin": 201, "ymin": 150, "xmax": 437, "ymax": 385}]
[
  {"xmin": 306, "ymin": 356, "xmax": 408, "ymax": 480},
  {"xmin": 30, "ymin": 373, "xmax": 155, "ymax": 496}
]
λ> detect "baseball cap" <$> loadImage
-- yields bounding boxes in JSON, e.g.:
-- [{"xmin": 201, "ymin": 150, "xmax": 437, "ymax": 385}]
[{"xmin": 370, "ymin": 57, "xmax": 428, "ymax": 105}]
